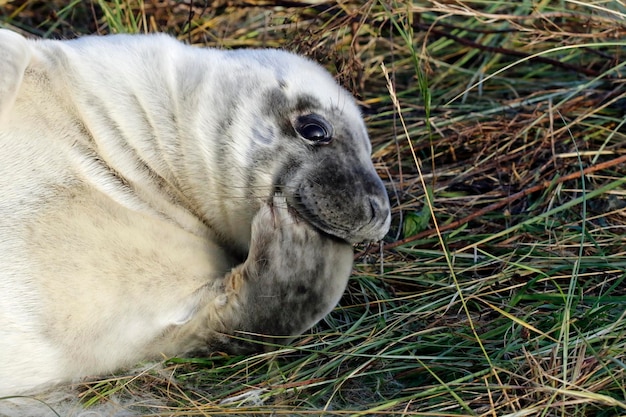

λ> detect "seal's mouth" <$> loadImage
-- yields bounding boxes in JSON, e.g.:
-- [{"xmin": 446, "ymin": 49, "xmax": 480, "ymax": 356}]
[
  {"xmin": 300, "ymin": 208, "xmax": 353, "ymax": 243},
  {"xmin": 283, "ymin": 192, "xmax": 387, "ymax": 244},
  {"xmin": 265, "ymin": 192, "xmax": 349, "ymax": 245}
]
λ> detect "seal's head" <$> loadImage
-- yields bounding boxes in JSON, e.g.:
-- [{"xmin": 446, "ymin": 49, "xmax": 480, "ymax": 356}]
[
  {"xmin": 275, "ymin": 105, "xmax": 391, "ymax": 244},
  {"xmin": 226, "ymin": 49, "xmax": 391, "ymax": 244}
]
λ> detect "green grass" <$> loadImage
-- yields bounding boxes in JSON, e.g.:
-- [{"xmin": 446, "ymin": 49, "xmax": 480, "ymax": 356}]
[{"xmin": 1, "ymin": 0, "xmax": 625, "ymax": 415}]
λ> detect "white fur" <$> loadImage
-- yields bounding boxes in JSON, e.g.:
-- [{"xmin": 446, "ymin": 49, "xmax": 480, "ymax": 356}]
[{"xmin": 0, "ymin": 30, "xmax": 385, "ymax": 413}]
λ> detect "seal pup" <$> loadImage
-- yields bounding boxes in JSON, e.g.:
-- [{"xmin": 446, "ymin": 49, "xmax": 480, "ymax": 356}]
[{"xmin": 0, "ymin": 29, "xmax": 391, "ymax": 397}]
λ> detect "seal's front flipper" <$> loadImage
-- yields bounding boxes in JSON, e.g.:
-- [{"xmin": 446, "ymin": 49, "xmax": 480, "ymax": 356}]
[
  {"xmin": 0, "ymin": 30, "xmax": 32, "ymax": 124},
  {"xmin": 214, "ymin": 195, "xmax": 354, "ymax": 353}
]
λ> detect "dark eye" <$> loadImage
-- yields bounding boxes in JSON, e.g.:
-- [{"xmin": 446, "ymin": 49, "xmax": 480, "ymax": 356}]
[{"xmin": 294, "ymin": 114, "xmax": 333, "ymax": 145}]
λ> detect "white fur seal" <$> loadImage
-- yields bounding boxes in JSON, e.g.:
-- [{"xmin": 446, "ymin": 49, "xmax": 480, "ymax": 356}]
[{"xmin": 0, "ymin": 29, "xmax": 391, "ymax": 396}]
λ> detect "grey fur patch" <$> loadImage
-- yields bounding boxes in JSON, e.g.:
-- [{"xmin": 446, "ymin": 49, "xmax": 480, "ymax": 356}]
[{"xmin": 251, "ymin": 123, "xmax": 275, "ymax": 146}]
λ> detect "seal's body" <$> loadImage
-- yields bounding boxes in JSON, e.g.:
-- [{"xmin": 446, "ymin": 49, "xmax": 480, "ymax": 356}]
[{"xmin": 0, "ymin": 30, "xmax": 390, "ymax": 396}]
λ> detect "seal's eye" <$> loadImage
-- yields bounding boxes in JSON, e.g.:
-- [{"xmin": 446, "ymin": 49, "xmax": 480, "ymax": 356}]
[{"xmin": 295, "ymin": 114, "xmax": 333, "ymax": 145}]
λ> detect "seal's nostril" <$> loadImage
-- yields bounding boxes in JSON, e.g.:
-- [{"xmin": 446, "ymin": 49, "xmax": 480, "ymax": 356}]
[{"xmin": 368, "ymin": 197, "xmax": 381, "ymax": 222}]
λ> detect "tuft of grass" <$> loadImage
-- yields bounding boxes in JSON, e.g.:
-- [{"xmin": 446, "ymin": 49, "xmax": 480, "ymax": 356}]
[{"xmin": 1, "ymin": 0, "xmax": 625, "ymax": 415}]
